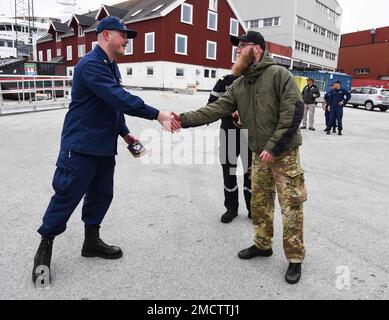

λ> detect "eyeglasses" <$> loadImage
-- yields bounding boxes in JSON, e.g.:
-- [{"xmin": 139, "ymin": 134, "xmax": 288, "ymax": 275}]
[{"xmin": 237, "ymin": 42, "xmax": 257, "ymax": 49}]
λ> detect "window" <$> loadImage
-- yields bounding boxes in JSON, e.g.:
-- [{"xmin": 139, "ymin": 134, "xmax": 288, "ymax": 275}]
[
  {"xmin": 207, "ymin": 11, "xmax": 218, "ymax": 31},
  {"xmin": 175, "ymin": 34, "xmax": 188, "ymax": 55},
  {"xmin": 351, "ymin": 88, "xmax": 362, "ymax": 94},
  {"xmin": 68, "ymin": 69, "xmax": 73, "ymax": 76},
  {"xmin": 264, "ymin": 18, "xmax": 273, "ymax": 27},
  {"xmin": 78, "ymin": 26, "xmax": 84, "ymax": 37},
  {"xmin": 232, "ymin": 46, "xmax": 237, "ymax": 63},
  {"xmin": 355, "ymin": 68, "xmax": 369, "ymax": 75},
  {"xmin": 125, "ymin": 39, "xmax": 133, "ymax": 55},
  {"xmin": 145, "ymin": 32, "xmax": 155, "ymax": 53},
  {"xmin": 176, "ymin": 68, "xmax": 185, "ymax": 77},
  {"xmin": 38, "ymin": 50, "xmax": 43, "ymax": 62},
  {"xmin": 274, "ymin": 17, "xmax": 280, "ymax": 26},
  {"xmin": 370, "ymin": 89, "xmax": 377, "ymax": 94},
  {"xmin": 67, "ymin": 45, "xmax": 72, "ymax": 61},
  {"xmin": 206, "ymin": 41, "xmax": 217, "ymax": 60},
  {"xmin": 91, "ymin": 41, "xmax": 98, "ymax": 50},
  {"xmin": 211, "ymin": 70, "xmax": 217, "ymax": 78},
  {"xmin": 126, "ymin": 67, "xmax": 132, "ymax": 76},
  {"xmin": 230, "ymin": 18, "xmax": 239, "ymax": 36},
  {"xmin": 56, "ymin": 32, "xmax": 61, "ymax": 42},
  {"xmin": 56, "ymin": 48, "xmax": 61, "ymax": 57},
  {"xmin": 147, "ymin": 66, "xmax": 154, "ymax": 76},
  {"xmin": 361, "ymin": 88, "xmax": 371, "ymax": 94},
  {"xmin": 78, "ymin": 44, "xmax": 85, "ymax": 57},
  {"xmin": 47, "ymin": 49, "xmax": 51, "ymax": 61},
  {"xmin": 204, "ymin": 69, "xmax": 210, "ymax": 78},
  {"xmin": 181, "ymin": 3, "xmax": 193, "ymax": 24},
  {"xmin": 209, "ymin": 0, "xmax": 218, "ymax": 11}
]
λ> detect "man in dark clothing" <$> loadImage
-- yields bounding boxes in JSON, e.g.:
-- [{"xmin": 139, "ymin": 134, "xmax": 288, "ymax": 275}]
[
  {"xmin": 325, "ymin": 80, "xmax": 351, "ymax": 136},
  {"xmin": 301, "ymin": 78, "xmax": 320, "ymax": 131},
  {"xmin": 208, "ymin": 74, "xmax": 252, "ymax": 224},
  {"xmin": 323, "ymin": 83, "xmax": 337, "ymax": 133}
]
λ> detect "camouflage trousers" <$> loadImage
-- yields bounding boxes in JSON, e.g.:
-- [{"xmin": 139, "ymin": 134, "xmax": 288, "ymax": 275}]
[{"xmin": 251, "ymin": 148, "xmax": 307, "ymax": 263}]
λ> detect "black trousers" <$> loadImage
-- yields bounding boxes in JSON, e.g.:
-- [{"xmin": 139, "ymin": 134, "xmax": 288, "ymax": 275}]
[{"xmin": 219, "ymin": 121, "xmax": 252, "ymax": 213}]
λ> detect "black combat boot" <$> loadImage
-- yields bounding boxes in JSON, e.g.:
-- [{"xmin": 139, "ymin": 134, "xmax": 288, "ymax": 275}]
[
  {"xmin": 285, "ymin": 263, "xmax": 302, "ymax": 284},
  {"xmin": 326, "ymin": 129, "xmax": 331, "ymax": 135},
  {"xmin": 238, "ymin": 245, "xmax": 273, "ymax": 260},
  {"xmin": 221, "ymin": 209, "xmax": 238, "ymax": 224},
  {"xmin": 32, "ymin": 236, "xmax": 53, "ymax": 287},
  {"xmin": 338, "ymin": 130, "xmax": 343, "ymax": 136},
  {"xmin": 81, "ymin": 225, "xmax": 123, "ymax": 259}
]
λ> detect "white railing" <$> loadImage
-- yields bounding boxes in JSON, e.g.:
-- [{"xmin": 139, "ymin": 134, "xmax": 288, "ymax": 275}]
[{"xmin": 0, "ymin": 75, "xmax": 72, "ymax": 115}]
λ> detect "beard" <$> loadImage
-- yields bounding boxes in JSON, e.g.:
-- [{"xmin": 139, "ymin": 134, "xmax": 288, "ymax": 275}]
[{"xmin": 232, "ymin": 48, "xmax": 255, "ymax": 76}]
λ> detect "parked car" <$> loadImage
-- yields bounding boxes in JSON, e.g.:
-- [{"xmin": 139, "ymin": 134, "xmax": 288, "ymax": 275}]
[{"xmin": 348, "ymin": 87, "xmax": 389, "ymax": 112}]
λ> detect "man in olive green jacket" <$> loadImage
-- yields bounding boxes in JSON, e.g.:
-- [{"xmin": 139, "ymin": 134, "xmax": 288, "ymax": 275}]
[{"xmin": 175, "ymin": 31, "xmax": 307, "ymax": 285}]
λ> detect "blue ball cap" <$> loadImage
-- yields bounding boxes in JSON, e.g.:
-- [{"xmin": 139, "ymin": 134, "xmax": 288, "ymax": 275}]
[{"xmin": 96, "ymin": 16, "xmax": 137, "ymax": 39}]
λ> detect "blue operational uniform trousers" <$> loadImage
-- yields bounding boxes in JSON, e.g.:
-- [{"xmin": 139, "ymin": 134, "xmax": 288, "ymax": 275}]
[
  {"xmin": 38, "ymin": 150, "xmax": 115, "ymax": 239},
  {"xmin": 328, "ymin": 106, "xmax": 344, "ymax": 131}
]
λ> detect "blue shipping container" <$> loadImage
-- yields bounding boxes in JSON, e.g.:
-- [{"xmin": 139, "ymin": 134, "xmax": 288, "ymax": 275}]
[{"xmin": 291, "ymin": 70, "xmax": 352, "ymax": 93}]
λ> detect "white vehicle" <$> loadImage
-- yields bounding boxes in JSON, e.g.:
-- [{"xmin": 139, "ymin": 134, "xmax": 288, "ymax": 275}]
[{"xmin": 348, "ymin": 87, "xmax": 389, "ymax": 112}]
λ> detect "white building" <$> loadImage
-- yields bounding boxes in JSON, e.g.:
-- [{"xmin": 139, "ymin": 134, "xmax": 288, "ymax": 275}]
[{"xmin": 231, "ymin": 0, "xmax": 342, "ymax": 70}]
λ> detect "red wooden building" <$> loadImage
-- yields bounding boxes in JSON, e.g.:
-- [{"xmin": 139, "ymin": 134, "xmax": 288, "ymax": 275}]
[
  {"xmin": 337, "ymin": 26, "xmax": 389, "ymax": 82},
  {"xmin": 37, "ymin": 0, "xmax": 292, "ymax": 90}
]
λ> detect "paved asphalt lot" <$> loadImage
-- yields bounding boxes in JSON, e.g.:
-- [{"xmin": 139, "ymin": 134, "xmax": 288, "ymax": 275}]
[{"xmin": 0, "ymin": 90, "xmax": 388, "ymax": 300}]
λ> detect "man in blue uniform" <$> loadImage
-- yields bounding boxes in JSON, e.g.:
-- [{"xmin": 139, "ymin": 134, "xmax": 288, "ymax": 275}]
[
  {"xmin": 325, "ymin": 80, "xmax": 351, "ymax": 136},
  {"xmin": 209, "ymin": 74, "xmax": 252, "ymax": 224},
  {"xmin": 32, "ymin": 16, "xmax": 180, "ymax": 287}
]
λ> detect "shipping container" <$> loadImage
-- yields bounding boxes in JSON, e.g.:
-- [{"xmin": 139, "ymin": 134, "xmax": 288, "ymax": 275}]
[{"xmin": 291, "ymin": 70, "xmax": 352, "ymax": 92}]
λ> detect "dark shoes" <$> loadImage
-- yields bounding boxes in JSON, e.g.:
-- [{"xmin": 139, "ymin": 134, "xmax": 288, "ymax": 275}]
[
  {"xmin": 309, "ymin": 127, "xmax": 316, "ymax": 131},
  {"xmin": 338, "ymin": 130, "xmax": 343, "ymax": 136},
  {"xmin": 81, "ymin": 225, "xmax": 123, "ymax": 259},
  {"xmin": 326, "ymin": 129, "xmax": 331, "ymax": 135},
  {"xmin": 221, "ymin": 209, "xmax": 238, "ymax": 224},
  {"xmin": 238, "ymin": 245, "xmax": 273, "ymax": 260},
  {"xmin": 333, "ymin": 128, "xmax": 337, "ymax": 133},
  {"xmin": 300, "ymin": 126, "xmax": 307, "ymax": 129},
  {"xmin": 32, "ymin": 237, "xmax": 53, "ymax": 287},
  {"xmin": 285, "ymin": 263, "xmax": 302, "ymax": 285}
]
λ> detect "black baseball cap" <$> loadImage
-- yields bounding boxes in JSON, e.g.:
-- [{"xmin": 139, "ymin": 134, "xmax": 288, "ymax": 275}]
[
  {"xmin": 231, "ymin": 31, "xmax": 266, "ymax": 50},
  {"xmin": 334, "ymin": 80, "xmax": 342, "ymax": 84},
  {"xmin": 96, "ymin": 16, "xmax": 137, "ymax": 39}
]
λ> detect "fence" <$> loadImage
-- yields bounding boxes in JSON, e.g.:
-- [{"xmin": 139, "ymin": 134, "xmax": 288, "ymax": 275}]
[{"xmin": 0, "ymin": 75, "xmax": 72, "ymax": 115}]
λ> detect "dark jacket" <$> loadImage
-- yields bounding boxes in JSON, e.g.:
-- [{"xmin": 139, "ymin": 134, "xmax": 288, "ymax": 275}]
[
  {"xmin": 60, "ymin": 45, "xmax": 159, "ymax": 156},
  {"xmin": 302, "ymin": 84, "xmax": 320, "ymax": 104},
  {"xmin": 180, "ymin": 51, "xmax": 304, "ymax": 157},
  {"xmin": 208, "ymin": 74, "xmax": 238, "ymax": 129}
]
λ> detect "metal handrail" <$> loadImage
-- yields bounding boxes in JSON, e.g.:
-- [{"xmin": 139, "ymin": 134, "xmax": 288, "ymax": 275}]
[{"xmin": 0, "ymin": 75, "xmax": 72, "ymax": 106}]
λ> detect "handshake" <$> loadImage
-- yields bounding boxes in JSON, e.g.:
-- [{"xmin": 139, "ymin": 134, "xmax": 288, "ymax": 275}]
[{"xmin": 157, "ymin": 111, "xmax": 182, "ymax": 133}]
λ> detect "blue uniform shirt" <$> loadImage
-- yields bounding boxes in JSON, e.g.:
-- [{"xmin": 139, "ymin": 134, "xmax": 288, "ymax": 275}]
[
  {"xmin": 325, "ymin": 88, "xmax": 352, "ymax": 109},
  {"xmin": 60, "ymin": 45, "xmax": 160, "ymax": 156}
]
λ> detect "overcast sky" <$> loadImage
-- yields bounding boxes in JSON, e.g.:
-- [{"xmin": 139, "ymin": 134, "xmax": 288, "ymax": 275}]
[{"xmin": 1, "ymin": 0, "xmax": 389, "ymax": 34}]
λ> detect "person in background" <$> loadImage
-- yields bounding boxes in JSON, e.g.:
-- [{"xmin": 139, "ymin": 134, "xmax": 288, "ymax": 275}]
[{"xmin": 301, "ymin": 78, "xmax": 320, "ymax": 131}]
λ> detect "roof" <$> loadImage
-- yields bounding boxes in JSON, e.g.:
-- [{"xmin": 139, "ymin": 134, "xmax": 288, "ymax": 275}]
[
  {"xmin": 74, "ymin": 14, "xmax": 96, "ymax": 26},
  {"xmin": 0, "ymin": 58, "xmax": 26, "ymax": 69},
  {"xmin": 39, "ymin": 0, "xmax": 246, "ymax": 39},
  {"xmin": 36, "ymin": 33, "xmax": 53, "ymax": 44},
  {"xmin": 51, "ymin": 20, "xmax": 70, "ymax": 33}
]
